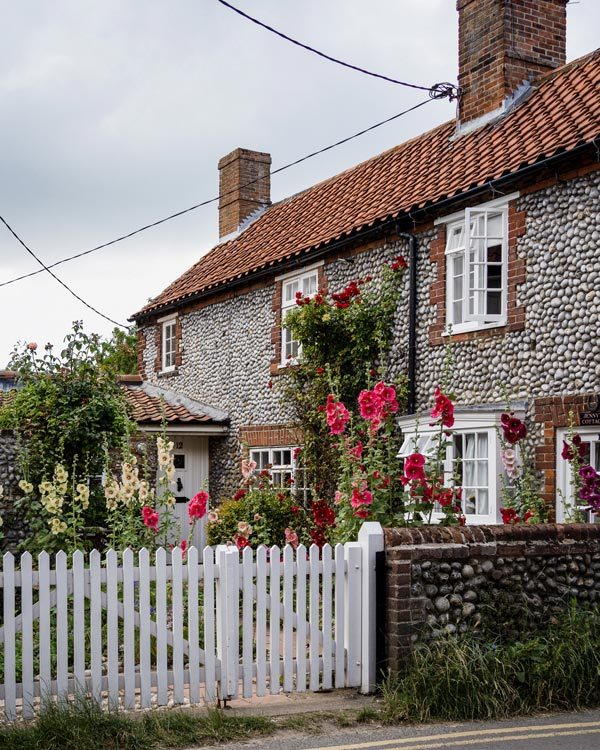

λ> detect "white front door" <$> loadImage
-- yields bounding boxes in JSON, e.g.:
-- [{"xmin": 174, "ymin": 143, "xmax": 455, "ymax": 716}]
[{"xmin": 160, "ymin": 435, "xmax": 209, "ymax": 549}]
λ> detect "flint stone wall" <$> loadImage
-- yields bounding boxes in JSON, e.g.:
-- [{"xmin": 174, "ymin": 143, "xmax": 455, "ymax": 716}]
[{"xmin": 384, "ymin": 524, "xmax": 600, "ymax": 671}]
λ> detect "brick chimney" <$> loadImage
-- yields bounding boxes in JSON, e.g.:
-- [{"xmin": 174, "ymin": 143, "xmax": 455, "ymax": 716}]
[
  {"xmin": 218, "ymin": 148, "xmax": 271, "ymax": 239},
  {"xmin": 457, "ymin": 0, "xmax": 567, "ymax": 129}
]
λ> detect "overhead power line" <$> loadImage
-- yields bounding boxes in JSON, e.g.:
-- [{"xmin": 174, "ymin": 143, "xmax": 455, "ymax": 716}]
[
  {"xmin": 0, "ymin": 97, "xmax": 433, "ymax": 289},
  {"xmin": 216, "ymin": 0, "xmax": 458, "ymax": 101},
  {"xmin": 0, "ymin": 215, "xmax": 127, "ymax": 329}
]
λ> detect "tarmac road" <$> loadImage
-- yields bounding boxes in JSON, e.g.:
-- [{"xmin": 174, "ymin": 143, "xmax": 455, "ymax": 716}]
[{"xmin": 200, "ymin": 709, "xmax": 600, "ymax": 750}]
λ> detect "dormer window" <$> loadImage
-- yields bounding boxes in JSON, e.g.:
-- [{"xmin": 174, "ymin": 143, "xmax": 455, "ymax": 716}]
[
  {"xmin": 161, "ymin": 317, "xmax": 177, "ymax": 372},
  {"xmin": 441, "ymin": 199, "xmax": 510, "ymax": 334}
]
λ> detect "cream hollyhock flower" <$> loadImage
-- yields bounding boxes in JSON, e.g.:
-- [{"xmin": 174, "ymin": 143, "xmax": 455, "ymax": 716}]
[
  {"xmin": 54, "ymin": 464, "xmax": 68, "ymax": 483},
  {"xmin": 207, "ymin": 510, "xmax": 219, "ymax": 523},
  {"xmin": 237, "ymin": 521, "xmax": 252, "ymax": 537},
  {"xmin": 18, "ymin": 479, "xmax": 34, "ymax": 494},
  {"xmin": 50, "ymin": 517, "xmax": 67, "ymax": 535},
  {"xmin": 165, "ymin": 465, "xmax": 175, "ymax": 480},
  {"xmin": 157, "ymin": 451, "xmax": 171, "ymax": 469},
  {"xmin": 165, "ymin": 494, "xmax": 176, "ymax": 508},
  {"xmin": 104, "ymin": 479, "xmax": 119, "ymax": 501},
  {"xmin": 138, "ymin": 482, "xmax": 149, "ymax": 501}
]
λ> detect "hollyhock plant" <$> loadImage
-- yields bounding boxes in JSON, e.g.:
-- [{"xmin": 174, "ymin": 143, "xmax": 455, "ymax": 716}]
[
  {"xmin": 498, "ymin": 408, "xmax": 545, "ymax": 525},
  {"xmin": 430, "ymin": 387, "xmax": 455, "ymax": 428},
  {"xmin": 189, "ymin": 490, "xmax": 208, "ymax": 520},
  {"xmin": 141, "ymin": 506, "xmax": 159, "ymax": 532},
  {"xmin": 325, "ymin": 394, "xmax": 351, "ymax": 435}
]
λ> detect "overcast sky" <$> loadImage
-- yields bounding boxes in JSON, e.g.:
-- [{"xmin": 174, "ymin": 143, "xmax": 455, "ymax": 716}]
[{"xmin": 1, "ymin": 0, "xmax": 598, "ymax": 366}]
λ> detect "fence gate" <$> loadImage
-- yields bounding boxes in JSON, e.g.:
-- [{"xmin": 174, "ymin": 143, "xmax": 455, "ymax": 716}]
[{"xmin": 0, "ymin": 523, "xmax": 383, "ymax": 718}]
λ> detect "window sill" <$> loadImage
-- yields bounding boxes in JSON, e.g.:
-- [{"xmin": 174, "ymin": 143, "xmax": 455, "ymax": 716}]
[
  {"xmin": 157, "ymin": 368, "xmax": 178, "ymax": 378},
  {"xmin": 443, "ymin": 320, "xmax": 506, "ymax": 336}
]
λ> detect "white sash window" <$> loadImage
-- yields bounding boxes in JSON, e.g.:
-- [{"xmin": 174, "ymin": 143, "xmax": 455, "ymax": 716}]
[{"xmin": 440, "ymin": 196, "xmax": 513, "ymax": 333}]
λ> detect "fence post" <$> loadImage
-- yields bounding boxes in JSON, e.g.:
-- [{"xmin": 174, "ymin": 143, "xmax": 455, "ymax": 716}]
[
  {"xmin": 215, "ymin": 544, "xmax": 240, "ymax": 701},
  {"xmin": 358, "ymin": 522, "xmax": 384, "ymax": 694}
]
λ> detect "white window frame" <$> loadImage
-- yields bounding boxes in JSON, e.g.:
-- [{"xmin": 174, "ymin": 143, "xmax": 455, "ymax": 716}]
[
  {"xmin": 437, "ymin": 194, "xmax": 517, "ymax": 335},
  {"xmin": 279, "ymin": 267, "xmax": 319, "ymax": 366},
  {"xmin": 397, "ymin": 411, "xmax": 506, "ymax": 525},
  {"xmin": 249, "ymin": 446, "xmax": 308, "ymax": 501},
  {"xmin": 160, "ymin": 316, "xmax": 177, "ymax": 372},
  {"xmin": 555, "ymin": 426, "xmax": 600, "ymax": 523}
]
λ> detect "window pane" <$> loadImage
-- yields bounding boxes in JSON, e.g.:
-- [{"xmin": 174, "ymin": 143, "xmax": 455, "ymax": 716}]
[
  {"xmin": 478, "ymin": 489, "xmax": 489, "ymax": 515},
  {"xmin": 487, "ymin": 264, "xmax": 502, "ymax": 289},
  {"xmin": 273, "ymin": 450, "xmax": 281, "ymax": 465},
  {"xmin": 487, "ymin": 291, "xmax": 502, "ymax": 315},
  {"xmin": 283, "ymin": 449, "xmax": 292, "ymax": 465},
  {"xmin": 487, "ymin": 213, "xmax": 503, "ymax": 239},
  {"xmin": 303, "ymin": 274, "xmax": 317, "ymax": 295},
  {"xmin": 284, "ymin": 280, "xmax": 299, "ymax": 302},
  {"xmin": 477, "ymin": 460, "xmax": 488, "ymax": 487},
  {"xmin": 487, "ymin": 241, "xmax": 502, "ymax": 264},
  {"xmin": 464, "ymin": 490, "xmax": 476, "ymax": 514},
  {"xmin": 477, "ymin": 433, "xmax": 488, "ymax": 458}
]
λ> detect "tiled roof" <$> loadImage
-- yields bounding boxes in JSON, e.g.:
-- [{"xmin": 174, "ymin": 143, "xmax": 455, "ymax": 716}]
[
  {"xmin": 120, "ymin": 378, "xmax": 228, "ymax": 426},
  {"xmin": 133, "ymin": 49, "xmax": 600, "ymax": 319}
]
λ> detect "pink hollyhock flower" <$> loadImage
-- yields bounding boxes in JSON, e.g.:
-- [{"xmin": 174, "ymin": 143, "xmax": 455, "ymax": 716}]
[
  {"xmin": 430, "ymin": 387, "xmax": 455, "ymax": 428},
  {"xmin": 241, "ymin": 459, "xmax": 257, "ymax": 479},
  {"xmin": 354, "ymin": 507, "xmax": 370, "ymax": 519},
  {"xmin": 285, "ymin": 527, "xmax": 299, "ymax": 548},
  {"xmin": 141, "ymin": 506, "xmax": 159, "ymax": 532},
  {"xmin": 358, "ymin": 390, "xmax": 384, "ymax": 421},
  {"xmin": 334, "ymin": 490, "xmax": 344, "ymax": 505},
  {"xmin": 405, "ymin": 452, "xmax": 426, "ymax": 468},
  {"xmin": 325, "ymin": 394, "xmax": 351, "ymax": 435},
  {"xmin": 501, "ymin": 449, "xmax": 519, "ymax": 479},
  {"xmin": 27, "ymin": 342, "xmax": 38, "ymax": 351},
  {"xmin": 561, "ymin": 440, "xmax": 574, "ymax": 461},
  {"xmin": 373, "ymin": 381, "xmax": 398, "ymax": 412},
  {"xmin": 189, "ymin": 490, "xmax": 208, "ymax": 520}
]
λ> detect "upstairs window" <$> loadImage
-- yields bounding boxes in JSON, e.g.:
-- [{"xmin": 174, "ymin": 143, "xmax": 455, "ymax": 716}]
[
  {"xmin": 444, "ymin": 203, "xmax": 508, "ymax": 333},
  {"xmin": 281, "ymin": 270, "xmax": 318, "ymax": 364},
  {"xmin": 161, "ymin": 318, "xmax": 177, "ymax": 371}
]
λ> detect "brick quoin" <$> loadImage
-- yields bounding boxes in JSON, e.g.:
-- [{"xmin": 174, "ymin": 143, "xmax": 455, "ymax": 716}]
[
  {"xmin": 457, "ymin": 0, "xmax": 567, "ymax": 126},
  {"xmin": 534, "ymin": 393, "xmax": 599, "ymax": 506}
]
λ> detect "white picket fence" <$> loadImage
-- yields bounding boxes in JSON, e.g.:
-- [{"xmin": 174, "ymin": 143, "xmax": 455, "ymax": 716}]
[{"xmin": 0, "ymin": 523, "xmax": 383, "ymax": 719}]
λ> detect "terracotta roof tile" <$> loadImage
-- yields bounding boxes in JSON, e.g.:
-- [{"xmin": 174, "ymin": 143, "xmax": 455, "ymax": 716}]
[
  {"xmin": 120, "ymin": 382, "xmax": 228, "ymax": 426},
  {"xmin": 133, "ymin": 49, "xmax": 600, "ymax": 319}
]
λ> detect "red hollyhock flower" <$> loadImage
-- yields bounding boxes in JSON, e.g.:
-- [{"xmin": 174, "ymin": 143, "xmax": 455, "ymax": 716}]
[
  {"xmin": 189, "ymin": 490, "xmax": 208, "ymax": 520},
  {"xmin": 233, "ymin": 489, "xmax": 247, "ymax": 501},
  {"xmin": 354, "ymin": 507, "xmax": 370, "ymax": 519},
  {"xmin": 500, "ymin": 507, "xmax": 520, "ymax": 524},
  {"xmin": 430, "ymin": 387, "xmax": 455, "ymax": 428},
  {"xmin": 235, "ymin": 534, "xmax": 250, "ymax": 550},
  {"xmin": 141, "ymin": 506, "xmax": 159, "ymax": 532}
]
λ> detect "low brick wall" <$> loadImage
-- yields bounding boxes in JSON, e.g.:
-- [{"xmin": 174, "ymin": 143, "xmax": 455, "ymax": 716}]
[{"xmin": 384, "ymin": 524, "xmax": 600, "ymax": 671}]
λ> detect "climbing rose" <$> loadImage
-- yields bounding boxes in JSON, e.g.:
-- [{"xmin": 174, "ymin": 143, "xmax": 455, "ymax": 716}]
[
  {"xmin": 430, "ymin": 387, "xmax": 455, "ymax": 428},
  {"xmin": 141, "ymin": 506, "xmax": 159, "ymax": 532},
  {"xmin": 189, "ymin": 490, "xmax": 208, "ymax": 520}
]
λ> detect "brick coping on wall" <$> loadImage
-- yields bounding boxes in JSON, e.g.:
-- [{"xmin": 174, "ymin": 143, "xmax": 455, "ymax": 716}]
[{"xmin": 384, "ymin": 523, "xmax": 600, "ymax": 547}]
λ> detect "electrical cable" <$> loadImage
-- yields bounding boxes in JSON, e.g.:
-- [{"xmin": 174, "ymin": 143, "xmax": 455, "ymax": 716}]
[
  {"xmin": 216, "ymin": 0, "xmax": 458, "ymax": 100},
  {"xmin": 0, "ymin": 215, "xmax": 128, "ymax": 329},
  {"xmin": 0, "ymin": 97, "xmax": 433, "ymax": 289}
]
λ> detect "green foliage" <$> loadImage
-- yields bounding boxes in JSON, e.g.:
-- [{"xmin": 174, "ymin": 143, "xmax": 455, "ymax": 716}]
[
  {"xmin": 0, "ymin": 699, "xmax": 274, "ymax": 750},
  {"xmin": 97, "ymin": 326, "xmax": 138, "ymax": 376},
  {"xmin": 0, "ymin": 322, "xmax": 133, "ymax": 553},
  {"xmin": 207, "ymin": 486, "xmax": 309, "ymax": 548},
  {"xmin": 380, "ymin": 603, "xmax": 600, "ymax": 724},
  {"xmin": 281, "ymin": 261, "xmax": 407, "ymax": 501}
]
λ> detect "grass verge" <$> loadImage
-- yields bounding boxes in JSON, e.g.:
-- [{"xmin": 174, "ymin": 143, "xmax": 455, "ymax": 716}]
[
  {"xmin": 0, "ymin": 700, "xmax": 275, "ymax": 750},
  {"xmin": 380, "ymin": 603, "xmax": 600, "ymax": 724}
]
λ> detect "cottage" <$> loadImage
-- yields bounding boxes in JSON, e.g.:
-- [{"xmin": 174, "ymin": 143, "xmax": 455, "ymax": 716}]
[{"xmin": 131, "ymin": 0, "xmax": 600, "ymax": 524}]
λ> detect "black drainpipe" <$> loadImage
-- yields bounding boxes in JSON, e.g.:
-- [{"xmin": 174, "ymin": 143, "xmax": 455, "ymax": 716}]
[{"xmin": 396, "ymin": 230, "xmax": 418, "ymax": 414}]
